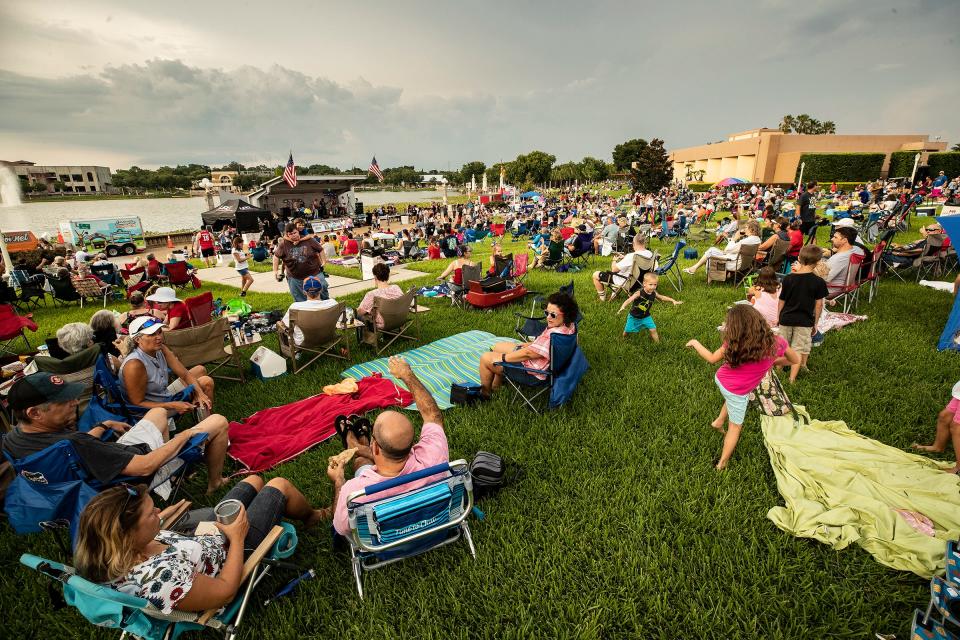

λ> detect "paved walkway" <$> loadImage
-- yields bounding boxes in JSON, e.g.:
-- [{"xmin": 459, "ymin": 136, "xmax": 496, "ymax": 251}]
[{"xmin": 197, "ymin": 265, "xmax": 430, "ymax": 297}]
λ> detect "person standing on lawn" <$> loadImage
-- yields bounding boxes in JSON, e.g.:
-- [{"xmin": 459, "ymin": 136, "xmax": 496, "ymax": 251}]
[
  {"xmin": 272, "ymin": 222, "xmax": 329, "ymax": 303},
  {"xmin": 194, "ymin": 227, "xmax": 217, "ymax": 268},
  {"xmin": 231, "ymin": 236, "xmax": 253, "ymax": 297},
  {"xmin": 777, "ymin": 245, "xmax": 828, "ymax": 382},
  {"xmin": 617, "ymin": 273, "xmax": 682, "ymax": 343},
  {"xmin": 686, "ymin": 304, "xmax": 800, "ymax": 470}
]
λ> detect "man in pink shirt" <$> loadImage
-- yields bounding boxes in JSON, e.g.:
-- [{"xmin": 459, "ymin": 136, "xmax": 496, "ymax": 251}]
[{"xmin": 329, "ymin": 356, "xmax": 447, "ymax": 536}]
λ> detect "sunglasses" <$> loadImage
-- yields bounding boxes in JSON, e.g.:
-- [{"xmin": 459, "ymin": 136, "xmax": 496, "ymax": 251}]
[
  {"xmin": 545, "ymin": 311, "xmax": 560, "ymax": 319},
  {"xmin": 118, "ymin": 482, "xmax": 141, "ymax": 517}
]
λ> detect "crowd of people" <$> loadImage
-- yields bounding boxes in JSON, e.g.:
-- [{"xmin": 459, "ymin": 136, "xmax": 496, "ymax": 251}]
[{"xmin": 1, "ymin": 171, "xmax": 958, "ymax": 621}]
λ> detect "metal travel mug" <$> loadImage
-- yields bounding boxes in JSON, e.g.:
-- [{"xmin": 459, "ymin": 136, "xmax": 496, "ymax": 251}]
[{"xmin": 214, "ymin": 499, "xmax": 243, "ymax": 525}]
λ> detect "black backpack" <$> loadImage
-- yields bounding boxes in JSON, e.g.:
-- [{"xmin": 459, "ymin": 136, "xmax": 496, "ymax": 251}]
[{"xmin": 470, "ymin": 452, "xmax": 505, "ymax": 500}]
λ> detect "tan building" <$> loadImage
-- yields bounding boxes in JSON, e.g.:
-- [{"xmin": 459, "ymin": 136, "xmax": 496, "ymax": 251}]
[
  {"xmin": 2, "ymin": 160, "xmax": 115, "ymax": 193},
  {"xmin": 210, "ymin": 170, "xmax": 239, "ymax": 187},
  {"xmin": 669, "ymin": 128, "xmax": 947, "ymax": 184}
]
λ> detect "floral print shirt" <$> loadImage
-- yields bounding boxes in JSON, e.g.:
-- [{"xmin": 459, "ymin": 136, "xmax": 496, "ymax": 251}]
[{"xmin": 111, "ymin": 531, "xmax": 226, "ymax": 614}]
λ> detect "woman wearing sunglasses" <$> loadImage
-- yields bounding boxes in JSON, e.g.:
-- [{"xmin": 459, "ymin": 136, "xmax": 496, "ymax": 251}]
[
  {"xmin": 477, "ymin": 292, "xmax": 579, "ymax": 398},
  {"xmin": 120, "ymin": 315, "xmax": 214, "ymax": 418},
  {"xmin": 74, "ymin": 477, "xmax": 327, "ymax": 614}
]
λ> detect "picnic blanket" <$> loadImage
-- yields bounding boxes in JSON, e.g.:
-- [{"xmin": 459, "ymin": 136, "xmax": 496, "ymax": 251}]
[
  {"xmin": 761, "ymin": 411, "xmax": 960, "ymax": 578},
  {"xmin": 342, "ymin": 330, "xmax": 518, "ymax": 409},
  {"xmin": 920, "ymin": 279, "xmax": 955, "ymax": 293},
  {"xmin": 227, "ymin": 374, "xmax": 412, "ymax": 473},
  {"xmin": 817, "ymin": 310, "xmax": 867, "ymax": 334}
]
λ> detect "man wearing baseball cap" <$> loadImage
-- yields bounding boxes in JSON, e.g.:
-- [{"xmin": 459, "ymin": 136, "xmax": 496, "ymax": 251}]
[
  {"xmin": 1, "ymin": 372, "xmax": 230, "ymax": 492},
  {"xmin": 277, "ymin": 275, "xmax": 339, "ymax": 346}
]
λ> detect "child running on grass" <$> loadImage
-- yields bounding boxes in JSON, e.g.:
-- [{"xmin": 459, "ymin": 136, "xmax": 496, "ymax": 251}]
[
  {"xmin": 686, "ymin": 304, "xmax": 800, "ymax": 470},
  {"xmin": 911, "ymin": 381, "xmax": 960, "ymax": 474},
  {"xmin": 617, "ymin": 273, "xmax": 682, "ymax": 342}
]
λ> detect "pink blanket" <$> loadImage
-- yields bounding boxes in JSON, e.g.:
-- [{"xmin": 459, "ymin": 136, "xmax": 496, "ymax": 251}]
[{"xmin": 228, "ymin": 374, "xmax": 413, "ymax": 473}]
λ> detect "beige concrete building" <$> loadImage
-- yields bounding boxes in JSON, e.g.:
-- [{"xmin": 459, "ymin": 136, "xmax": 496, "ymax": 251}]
[
  {"xmin": 210, "ymin": 170, "xmax": 239, "ymax": 187},
  {"xmin": 3, "ymin": 160, "xmax": 115, "ymax": 193},
  {"xmin": 669, "ymin": 129, "xmax": 947, "ymax": 184}
]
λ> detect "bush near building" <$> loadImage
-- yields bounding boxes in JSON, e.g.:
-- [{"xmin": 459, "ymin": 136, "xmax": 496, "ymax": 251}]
[
  {"xmin": 888, "ymin": 151, "xmax": 918, "ymax": 179},
  {"xmin": 687, "ymin": 182, "xmax": 713, "ymax": 192},
  {"xmin": 796, "ymin": 153, "xmax": 885, "ymax": 182},
  {"xmin": 928, "ymin": 152, "xmax": 960, "ymax": 179}
]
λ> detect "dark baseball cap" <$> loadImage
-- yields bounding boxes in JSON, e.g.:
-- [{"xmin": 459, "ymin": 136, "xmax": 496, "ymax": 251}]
[{"xmin": 8, "ymin": 372, "xmax": 86, "ymax": 411}]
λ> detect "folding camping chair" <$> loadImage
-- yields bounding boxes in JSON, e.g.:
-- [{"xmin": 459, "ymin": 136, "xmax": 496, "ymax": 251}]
[
  {"xmin": 48, "ymin": 273, "xmax": 82, "ymax": 306},
  {"xmin": 345, "ymin": 459, "xmax": 475, "ymax": 599},
  {"xmin": 865, "ymin": 240, "xmax": 888, "ymax": 303},
  {"xmin": 278, "ymin": 303, "xmax": 347, "ymax": 374},
  {"xmin": 450, "ymin": 263, "xmax": 482, "ymax": 309},
  {"xmin": 655, "ymin": 240, "xmax": 685, "ymax": 293},
  {"xmin": 568, "ymin": 232, "xmax": 594, "ymax": 267},
  {"xmin": 915, "ymin": 234, "xmax": 949, "ymax": 282},
  {"xmin": 163, "ymin": 317, "xmax": 245, "ymax": 382},
  {"xmin": 492, "ymin": 253, "xmax": 514, "ymax": 279},
  {"xmin": 120, "ymin": 266, "xmax": 151, "ymax": 298},
  {"xmin": 164, "ymin": 260, "xmax": 195, "ymax": 290},
  {"xmin": 500, "ymin": 329, "xmax": 580, "ymax": 414},
  {"xmin": 762, "ymin": 238, "xmax": 791, "ymax": 275},
  {"xmin": 184, "ymin": 291, "xmax": 215, "ymax": 326},
  {"xmin": 606, "ymin": 253, "xmax": 657, "ymax": 300},
  {"xmin": 510, "ymin": 253, "xmax": 529, "ymax": 286},
  {"xmin": 90, "ymin": 263, "xmax": 122, "ymax": 287},
  {"xmin": 366, "ymin": 288, "xmax": 420, "ymax": 355},
  {"xmin": 71, "ymin": 275, "xmax": 113, "ymax": 308},
  {"xmin": 826, "ymin": 252, "xmax": 865, "ymax": 313},
  {"xmin": 20, "ymin": 521, "xmax": 299, "ymax": 640},
  {"xmin": 0, "ymin": 303, "xmax": 37, "ymax": 356},
  {"xmin": 511, "ymin": 223, "xmax": 528, "ymax": 239},
  {"xmin": 706, "ymin": 243, "xmax": 759, "ymax": 286},
  {"xmin": 10, "ymin": 269, "xmax": 47, "ymax": 309},
  {"xmin": 540, "ymin": 242, "xmax": 567, "ymax": 270}
]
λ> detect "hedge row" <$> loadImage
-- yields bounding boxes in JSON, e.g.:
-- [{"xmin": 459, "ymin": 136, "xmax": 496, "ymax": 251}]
[
  {"xmin": 928, "ymin": 153, "xmax": 960, "ymax": 180},
  {"xmin": 797, "ymin": 153, "xmax": 885, "ymax": 182},
  {"xmin": 888, "ymin": 151, "xmax": 917, "ymax": 179},
  {"xmin": 687, "ymin": 182, "xmax": 713, "ymax": 192}
]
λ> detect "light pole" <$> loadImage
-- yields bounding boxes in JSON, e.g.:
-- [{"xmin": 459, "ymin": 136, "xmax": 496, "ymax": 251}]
[
  {"xmin": 910, "ymin": 153, "xmax": 921, "ymax": 189},
  {"xmin": 797, "ymin": 161, "xmax": 806, "ymax": 193}
]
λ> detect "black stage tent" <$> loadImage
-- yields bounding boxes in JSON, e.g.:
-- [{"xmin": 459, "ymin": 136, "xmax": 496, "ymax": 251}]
[{"xmin": 200, "ymin": 199, "xmax": 273, "ymax": 232}]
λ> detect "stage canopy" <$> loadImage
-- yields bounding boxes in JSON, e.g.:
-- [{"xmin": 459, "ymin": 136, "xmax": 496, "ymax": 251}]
[{"xmin": 200, "ymin": 199, "xmax": 272, "ymax": 232}]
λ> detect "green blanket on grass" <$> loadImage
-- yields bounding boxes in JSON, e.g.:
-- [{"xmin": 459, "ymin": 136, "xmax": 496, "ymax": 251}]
[
  {"xmin": 342, "ymin": 330, "xmax": 519, "ymax": 410},
  {"xmin": 762, "ymin": 409, "xmax": 960, "ymax": 578}
]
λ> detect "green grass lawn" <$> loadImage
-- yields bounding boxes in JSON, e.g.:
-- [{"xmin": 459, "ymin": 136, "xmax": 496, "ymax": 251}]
[{"xmin": 2, "ymin": 219, "xmax": 957, "ymax": 638}]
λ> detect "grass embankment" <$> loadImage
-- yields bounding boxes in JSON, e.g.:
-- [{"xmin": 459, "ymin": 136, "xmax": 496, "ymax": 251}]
[{"xmin": 1, "ymin": 217, "xmax": 956, "ymax": 638}]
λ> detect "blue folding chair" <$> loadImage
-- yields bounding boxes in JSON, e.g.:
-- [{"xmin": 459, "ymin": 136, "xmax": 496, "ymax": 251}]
[
  {"xmin": 655, "ymin": 240, "xmax": 686, "ymax": 293},
  {"xmin": 345, "ymin": 460, "xmax": 475, "ymax": 599},
  {"xmin": 3, "ymin": 433, "xmax": 208, "ymax": 541},
  {"xmin": 499, "ymin": 330, "xmax": 580, "ymax": 414},
  {"xmin": 20, "ymin": 521, "xmax": 299, "ymax": 640},
  {"xmin": 511, "ymin": 223, "xmax": 528, "ymax": 240},
  {"xmin": 90, "ymin": 354, "xmax": 151, "ymax": 424},
  {"xmin": 569, "ymin": 232, "xmax": 594, "ymax": 267}
]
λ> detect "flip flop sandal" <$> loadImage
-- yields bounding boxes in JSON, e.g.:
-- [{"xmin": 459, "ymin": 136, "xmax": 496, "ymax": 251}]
[
  {"xmin": 351, "ymin": 417, "xmax": 372, "ymax": 441},
  {"xmin": 333, "ymin": 415, "xmax": 350, "ymax": 449}
]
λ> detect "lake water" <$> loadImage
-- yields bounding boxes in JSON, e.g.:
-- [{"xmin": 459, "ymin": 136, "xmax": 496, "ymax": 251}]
[{"xmin": 0, "ymin": 190, "xmax": 447, "ymax": 235}]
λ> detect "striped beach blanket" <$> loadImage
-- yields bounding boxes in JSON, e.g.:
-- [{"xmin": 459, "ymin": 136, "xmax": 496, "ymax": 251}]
[{"xmin": 342, "ymin": 330, "xmax": 518, "ymax": 409}]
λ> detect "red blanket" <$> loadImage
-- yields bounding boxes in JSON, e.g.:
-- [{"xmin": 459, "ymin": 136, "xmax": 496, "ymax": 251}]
[{"xmin": 228, "ymin": 374, "xmax": 412, "ymax": 473}]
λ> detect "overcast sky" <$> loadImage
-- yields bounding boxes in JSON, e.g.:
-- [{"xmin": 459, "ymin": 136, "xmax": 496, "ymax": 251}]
[{"xmin": 0, "ymin": 0, "xmax": 956, "ymax": 171}]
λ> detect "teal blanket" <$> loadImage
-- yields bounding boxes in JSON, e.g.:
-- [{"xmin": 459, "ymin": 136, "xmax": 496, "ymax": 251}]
[{"xmin": 342, "ymin": 330, "xmax": 518, "ymax": 409}]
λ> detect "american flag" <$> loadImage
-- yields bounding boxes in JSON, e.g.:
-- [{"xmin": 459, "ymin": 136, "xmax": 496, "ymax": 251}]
[
  {"xmin": 282, "ymin": 152, "xmax": 297, "ymax": 188},
  {"xmin": 368, "ymin": 156, "xmax": 384, "ymax": 183}
]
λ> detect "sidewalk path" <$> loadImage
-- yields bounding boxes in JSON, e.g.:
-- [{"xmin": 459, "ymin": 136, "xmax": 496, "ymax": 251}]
[{"xmin": 197, "ymin": 265, "xmax": 429, "ymax": 297}]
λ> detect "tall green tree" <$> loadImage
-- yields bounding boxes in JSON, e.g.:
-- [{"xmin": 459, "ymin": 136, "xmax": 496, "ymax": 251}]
[
  {"xmin": 578, "ymin": 156, "xmax": 609, "ymax": 182},
  {"xmin": 630, "ymin": 138, "xmax": 672, "ymax": 193},
  {"xmin": 506, "ymin": 151, "xmax": 555, "ymax": 186},
  {"xmin": 459, "ymin": 161, "xmax": 486, "ymax": 185},
  {"xmin": 612, "ymin": 138, "xmax": 649, "ymax": 171},
  {"xmin": 779, "ymin": 114, "xmax": 836, "ymax": 134}
]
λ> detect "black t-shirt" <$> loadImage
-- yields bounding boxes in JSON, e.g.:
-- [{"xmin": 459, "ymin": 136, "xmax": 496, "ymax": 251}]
[
  {"xmin": 630, "ymin": 290, "xmax": 657, "ymax": 319},
  {"xmin": 778, "ymin": 272, "xmax": 828, "ymax": 327},
  {"xmin": 2, "ymin": 428, "xmax": 150, "ymax": 484},
  {"xmin": 799, "ymin": 192, "xmax": 814, "ymax": 222}
]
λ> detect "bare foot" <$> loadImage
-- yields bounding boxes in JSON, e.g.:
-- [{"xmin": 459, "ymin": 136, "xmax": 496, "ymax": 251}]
[
  {"xmin": 205, "ymin": 477, "xmax": 230, "ymax": 495},
  {"xmin": 305, "ymin": 507, "xmax": 332, "ymax": 528},
  {"xmin": 715, "ymin": 461, "xmax": 728, "ymax": 471},
  {"xmin": 710, "ymin": 419, "xmax": 726, "ymax": 433},
  {"xmin": 911, "ymin": 443, "xmax": 945, "ymax": 453}
]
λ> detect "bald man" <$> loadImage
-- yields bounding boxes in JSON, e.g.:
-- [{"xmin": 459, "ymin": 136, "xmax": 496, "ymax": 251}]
[{"xmin": 330, "ymin": 356, "xmax": 447, "ymax": 536}]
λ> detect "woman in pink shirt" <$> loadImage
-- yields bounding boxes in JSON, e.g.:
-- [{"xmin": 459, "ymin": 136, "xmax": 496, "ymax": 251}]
[
  {"xmin": 686, "ymin": 305, "xmax": 799, "ymax": 470},
  {"xmin": 478, "ymin": 292, "xmax": 579, "ymax": 397}
]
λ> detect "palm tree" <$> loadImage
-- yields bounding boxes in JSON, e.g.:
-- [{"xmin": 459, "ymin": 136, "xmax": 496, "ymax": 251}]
[
  {"xmin": 820, "ymin": 121, "xmax": 836, "ymax": 134},
  {"xmin": 779, "ymin": 115, "xmax": 796, "ymax": 133}
]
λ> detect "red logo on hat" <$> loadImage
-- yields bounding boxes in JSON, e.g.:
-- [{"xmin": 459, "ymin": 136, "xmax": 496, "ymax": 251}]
[{"xmin": 50, "ymin": 375, "xmax": 64, "ymax": 385}]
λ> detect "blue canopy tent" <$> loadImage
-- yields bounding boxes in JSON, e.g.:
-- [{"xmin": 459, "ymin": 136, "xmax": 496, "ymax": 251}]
[
  {"xmin": 520, "ymin": 191, "xmax": 542, "ymax": 200},
  {"xmin": 936, "ymin": 214, "xmax": 960, "ymax": 351}
]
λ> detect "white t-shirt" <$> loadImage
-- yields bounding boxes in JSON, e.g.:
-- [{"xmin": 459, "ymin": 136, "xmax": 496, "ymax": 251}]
[
  {"xmin": 952, "ymin": 381, "xmax": 960, "ymax": 400},
  {"xmin": 232, "ymin": 249, "xmax": 248, "ymax": 271},
  {"xmin": 282, "ymin": 298, "xmax": 339, "ymax": 345}
]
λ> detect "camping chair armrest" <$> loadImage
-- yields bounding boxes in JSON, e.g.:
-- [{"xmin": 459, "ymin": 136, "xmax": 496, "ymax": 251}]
[
  {"xmin": 349, "ymin": 492, "xmax": 474, "ymax": 554},
  {"xmin": 358, "ymin": 461, "xmax": 456, "ymax": 497},
  {"xmin": 197, "ymin": 524, "xmax": 285, "ymax": 625},
  {"xmin": 498, "ymin": 361, "xmax": 547, "ymax": 376},
  {"xmin": 513, "ymin": 311, "xmax": 546, "ymax": 322}
]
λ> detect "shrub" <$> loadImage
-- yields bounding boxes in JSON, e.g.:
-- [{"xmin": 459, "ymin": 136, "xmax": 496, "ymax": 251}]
[
  {"xmin": 888, "ymin": 151, "xmax": 918, "ymax": 179},
  {"xmin": 687, "ymin": 182, "xmax": 712, "ymax": 192},
  {"xmin": 797, "ymin": 153, "xmax": 885, "ymax": 182},
  {"xmin": 927, "ymin": 153, "xmax": 960, "ymax": 180}
]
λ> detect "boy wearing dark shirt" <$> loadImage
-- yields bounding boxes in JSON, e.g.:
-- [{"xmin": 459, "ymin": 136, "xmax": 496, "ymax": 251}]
[
  {"xmin": 778, "ymin": 245, "xmax": 828, "ymax": 382},
  {"xmin": 617, "ymin": 273, "xmax": 682, "ymax": 343}
]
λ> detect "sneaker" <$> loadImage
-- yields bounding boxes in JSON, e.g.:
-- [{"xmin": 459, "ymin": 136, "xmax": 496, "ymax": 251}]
[
  {"xmin": 240, "ymin": 291, "xmax": 247, "ymax": 297},
  {"xmin": 811, "ymin": 331, "xmax": 825, "ymax": 347}
]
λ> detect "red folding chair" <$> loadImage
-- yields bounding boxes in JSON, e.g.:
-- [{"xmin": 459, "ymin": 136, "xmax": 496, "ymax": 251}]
[
  {"xmin": 511, "ymin": 253, "xmax": 529, "ymax": 285},
  {"xmin": 119, "ymin": 267, "xmax": 150, "ymax": 299},
  {"xmin": 827, "ymin": 252, "xmax": 865, "ymax": 313},
  {"xmin": 184, "ymin": 291, "xmax": 214, "ymax": 326},
  {"xmin": 0, "ymin": 304, "xmax": 38, "ymax": 355},
  {"xmin": 163, "ymin": 261, "xmax": 194, "ymax": 290}
]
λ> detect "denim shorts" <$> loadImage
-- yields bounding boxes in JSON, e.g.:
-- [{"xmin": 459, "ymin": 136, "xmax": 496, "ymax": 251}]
[
  {"xmin": 715, "ymin": 374, "xmax": 750, "ymax": 425},
  {"xmin": 171, "ymin": 481, "xmax": 286, "ymax": 552}
]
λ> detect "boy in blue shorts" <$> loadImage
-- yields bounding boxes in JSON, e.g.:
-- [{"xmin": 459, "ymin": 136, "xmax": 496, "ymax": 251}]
[{"xmin": 617, "ymin": 273, "xmax": 682, "ymax": 342}]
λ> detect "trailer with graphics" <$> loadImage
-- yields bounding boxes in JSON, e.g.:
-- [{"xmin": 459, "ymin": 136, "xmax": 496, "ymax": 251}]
[{"xmin": 59, "ymin": 217, "xmax": 146, "ymax": 257}]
